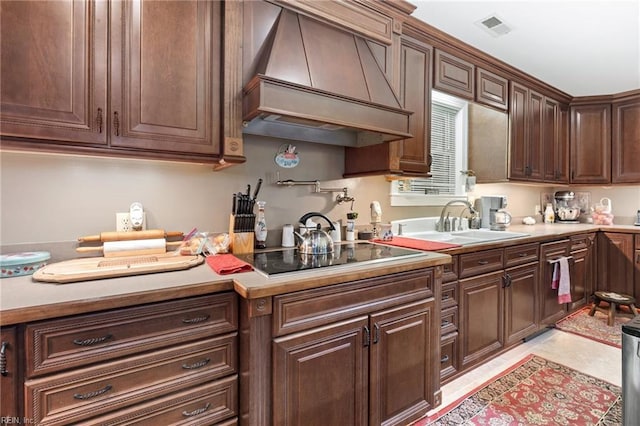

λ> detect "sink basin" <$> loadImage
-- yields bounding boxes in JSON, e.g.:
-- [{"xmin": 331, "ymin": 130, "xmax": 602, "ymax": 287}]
[{"xmin": 403, "ymin": 230, "xmax": 529, "ymax": 246}]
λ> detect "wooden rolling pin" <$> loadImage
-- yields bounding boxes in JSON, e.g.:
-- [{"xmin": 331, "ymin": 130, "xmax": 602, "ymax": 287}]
[
  {"xmin": 76, "ymin": 239, "xmax": 183, "ymax": 257},
  {"xmin": 78, "ymin": 229, "xmax": 183, "ymax": 243}
]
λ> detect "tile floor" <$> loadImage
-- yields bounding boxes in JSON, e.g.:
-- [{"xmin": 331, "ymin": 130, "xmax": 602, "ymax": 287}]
[{"xmin": 429, "ymin": 327, "xmax": 622, "ymax": 415}]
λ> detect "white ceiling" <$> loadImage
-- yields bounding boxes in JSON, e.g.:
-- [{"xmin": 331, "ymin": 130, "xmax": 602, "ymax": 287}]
[{"xmin": 410, "ymin": 0, "xmax": 640, "ymax": 96}]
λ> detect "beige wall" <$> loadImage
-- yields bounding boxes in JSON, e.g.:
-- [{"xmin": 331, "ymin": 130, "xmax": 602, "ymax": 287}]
[{"xmin": 1, "ymin": 136, "xmax": 639, "ymax": 247}]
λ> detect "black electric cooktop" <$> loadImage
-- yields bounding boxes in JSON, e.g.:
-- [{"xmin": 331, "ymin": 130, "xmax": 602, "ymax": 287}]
[{"xmin": 235, "ymin": 242, "xmax": 422, "ymax": 276}]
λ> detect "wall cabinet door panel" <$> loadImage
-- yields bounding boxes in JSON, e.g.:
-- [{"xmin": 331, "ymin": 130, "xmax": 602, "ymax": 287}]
[
  {"xmin": 0, "ymin": 0, "xmax": 108, "ymax": 145},
  {"xmin": 509, "ymin": 83, "xmax": 529, "ymax": 180},
  {"xmin": 434, "ymin": 50, "xmax": 474, "ymax": 100},
  {"xmin": 475, "ymin": 68, "xmax": 508, "ymax": 110},
  {"xmin": 570, "ymin": 104, "xmax": 611, "ymax": 183},
  {"xmin": 612, "ymin": 98, "xmax": 640, "ymax": 183},
  {"xmin": 110, "ymin": 0, "xmax": 221, "ymax": 155}
]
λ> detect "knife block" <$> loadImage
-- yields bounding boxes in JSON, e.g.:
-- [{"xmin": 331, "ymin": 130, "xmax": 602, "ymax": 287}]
[{"xmin": 229, "ymin": 214, "xmax": 254, "ymax": 254}]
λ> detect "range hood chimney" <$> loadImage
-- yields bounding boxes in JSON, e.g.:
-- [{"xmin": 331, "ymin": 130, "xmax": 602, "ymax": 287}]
[{"xmin": 243, "ymin": 9, "xmax": 413, "ymax": 148}]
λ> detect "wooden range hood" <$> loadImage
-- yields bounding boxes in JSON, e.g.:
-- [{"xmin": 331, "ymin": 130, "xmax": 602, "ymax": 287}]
[{"xmin": 242, "ymin": 9, "xmax": 413, "ymax": 147}]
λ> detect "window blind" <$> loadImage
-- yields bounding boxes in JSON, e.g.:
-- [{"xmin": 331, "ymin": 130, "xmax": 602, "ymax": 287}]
[{"xmin": 398, "ymin": 102, "xmax": 459, "ymax": 195}]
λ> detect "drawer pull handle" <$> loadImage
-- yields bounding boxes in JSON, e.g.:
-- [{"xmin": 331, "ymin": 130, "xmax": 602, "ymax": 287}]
[
  {"xmin": 182, "ymin": 315, "xmax": 210, "ymax": 324},
  {"xmin": 477, "ymin": 260, "xmax": 489, "ymax": 265},
  {"xmin": 518, "ymin": 252, "xmax": 528, "ymax": 257},
  {"xmin": 441, "ymin": 355, "xmax": 449, "ymax": 363},
  {"xmin": 73, "ymin": 384, "xmax": 112, "ymax": 400},
  {"xmin": 373, "ymin": 323, "xmax": 380, "ymax": 344},
  {"xmin": 182, "ymin": 402, "xmax": 211, "ymax": 417},
  {"xmin": 182, "ymin": 358, "xmax": 210, "ymax": 370},
  {"xmin": 441, "ymin": 320, "xmax": 451, "ymax": 327},
  {"xmin": 73, "ymin": 334, "xmax": 113, "ymax": 346},
  {"xmin": 1, "ymin": 341, "xmax": 8, "ymax": 376}
]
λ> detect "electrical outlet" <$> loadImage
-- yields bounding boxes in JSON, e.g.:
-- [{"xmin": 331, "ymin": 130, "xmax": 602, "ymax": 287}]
[
  {"xmin": 116, "ymin": 212, "xmax": 147, "ymax": 232},
  {"xmin": 116, "ymin": 212, "xmax": 132, "ymax": 232}
]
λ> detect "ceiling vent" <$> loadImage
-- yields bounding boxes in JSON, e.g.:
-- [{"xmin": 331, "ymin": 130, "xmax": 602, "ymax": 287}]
[{"xmin": 476, "ymin": 14, "xmax": 512, "ymax": 37}]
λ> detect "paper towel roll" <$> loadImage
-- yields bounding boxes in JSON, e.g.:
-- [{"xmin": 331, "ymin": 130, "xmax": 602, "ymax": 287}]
[{"xmin": 103, "ymin": 238, "xmax": 166, "ymax": 257}]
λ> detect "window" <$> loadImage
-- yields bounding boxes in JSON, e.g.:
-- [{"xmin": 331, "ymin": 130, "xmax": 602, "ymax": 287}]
[{"xmin": 390, "ymin": 90, "xmax": 469, "ymax": 206}]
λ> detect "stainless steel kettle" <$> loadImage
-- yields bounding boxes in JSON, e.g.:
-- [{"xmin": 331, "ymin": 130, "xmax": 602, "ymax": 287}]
[{"xmin": 294, "ymin": 212, "xmax": 335, "ymax": 254}]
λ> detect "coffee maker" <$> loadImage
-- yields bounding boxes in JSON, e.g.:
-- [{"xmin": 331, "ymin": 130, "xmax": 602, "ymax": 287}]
[{"xmin": 475, "ymin": 196, "xmax": 508, "ymax": 229}]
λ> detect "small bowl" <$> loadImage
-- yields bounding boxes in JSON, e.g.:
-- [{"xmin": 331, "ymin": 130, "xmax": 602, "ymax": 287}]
[{"xmin": 1, "ymin": 251, "xmax": 51, "ymax": 278}]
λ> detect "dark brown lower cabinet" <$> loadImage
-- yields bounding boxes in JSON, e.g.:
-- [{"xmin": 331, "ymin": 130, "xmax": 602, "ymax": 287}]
[
  {"xmin": 597, "ymin": 232, "xmax": 635, "ymax": 297},
  {"xmin": 0, "ymin": 326, "xmax": 20, "ymax": 418},
  {"xmin": 568, "ymin": 233, "xmax": 596, "ymax": 311},
  {"xmin": 539, "ymin": 240, "xmax": 571, "ymax": 326},
  {"xmin": 459, "ymin": 271, "xmax": 505, "ymax": 370},
  {"xmin": 273, "ymin": 299, "xmax": 436, "ymax": 426},
  {"xmin": 504, "ymin": 262, "xmax": 539, "ymax": 346}
]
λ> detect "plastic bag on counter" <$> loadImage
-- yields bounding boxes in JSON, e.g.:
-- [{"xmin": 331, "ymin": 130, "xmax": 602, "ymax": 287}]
[{"xmin": 178, "ymin": 230, "xmax": 230, "ymax": 256}]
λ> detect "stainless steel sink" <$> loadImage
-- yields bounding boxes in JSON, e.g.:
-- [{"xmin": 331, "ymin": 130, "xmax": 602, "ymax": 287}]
[{"xmin": 404, "ymin": 230, "xmax": 529, "ymax": 246}]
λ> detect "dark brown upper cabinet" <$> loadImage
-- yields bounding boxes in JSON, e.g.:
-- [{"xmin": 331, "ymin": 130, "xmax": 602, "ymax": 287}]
[
  {"xmin": 570, "ymin": 103, "xmax": 611, "ymax": 184},
  {"xmin": 0, "ymin": 0, "xmax": 108, "ymax": 146},
  {"xmin": 475, "ymin": 68, "xmax": 509, "ymax": 111},
  {"xmin": 542, "ymin": 98, "xmax": 569, "ymax": 183},
  {"xmin": 1, "ymin": 0, "xmax": 243, "ymax": 166},
  {"xmin": 509, "ymin": 83, "xmax": 544, "ymax": 181},
  {"xmin": 344, "ymin": 34, "xmax": 433, "ymax": 177},
  {"xmin": 612, "ymin": 95, "xmax": 640, "ymax": 183},
  {"xmin": 433, "ymin": 50, "xmax": 474, "ymax": 100}
]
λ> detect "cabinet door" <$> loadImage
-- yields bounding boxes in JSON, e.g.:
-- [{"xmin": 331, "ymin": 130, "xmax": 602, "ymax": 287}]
[
  {"xmin": 370, "ymin": 300, "xmax": 437, "ymax": 425},
  {"xmin": 569, "ymin": 248, "xmax": 593, "ymax": 311},
  {"xmin": 612, "ymin": 97, "xmax": 640, "ymax": 183},
  {"xmin": 542, "ymin": 98, "xmax": 566, "ymax": 182},
  {"xmin": 570, "ymin": 104, "xmax": 611, "ymax": 183},
  {"xmin": 597, "ymin": 232, "xmax": 634, "ymax": 296},
  {"xmin": 0, "ymin": 0, "xmax": 108, "ymax": 145},
  {"xmin": 635, "ymin": 235, "xmax": 640, "ymax": 300},
  {"xmin": 396, "ymin": 36, "xmax": 433, "ymax": 175},
  {"xmin": 504, "ymin": 263, "xmax": 539, "ymax": 346},
  {"xmin": 273, "ymin": 317, "xmax": 369, "ymax": 426},
  {"xmin": 110, "ymin": 0, "xmax": 221, "ymax": 155},
  {"xmin": 539, "ymin": 241, "xmax": 570, "ymax": 326},
  {"xmin": 433, "ymin": 50, "xmax": 474, "ymax": 100},
  {"xmin": 475, "ymin": 68, "xmax": 508, "ymax": 110},
  {"xmin": 0, "ymin": 327, "xmax": 19, "ymax": 418},
  {"xmin": 459, "ymin": 271, "xmax": 504, "ymax": 370},
  {"xmin": 527, "ymin": 90, "xmax": 545, "ymax": 181},
  {"xmin": 509, "ymin": 82, "xmax": 529, "ymax": 179}
]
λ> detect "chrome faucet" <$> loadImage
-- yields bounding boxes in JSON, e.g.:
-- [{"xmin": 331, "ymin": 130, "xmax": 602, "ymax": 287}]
[{"xmin": 437, "ymin": 200, "xmax": 477, "ymax": 232}]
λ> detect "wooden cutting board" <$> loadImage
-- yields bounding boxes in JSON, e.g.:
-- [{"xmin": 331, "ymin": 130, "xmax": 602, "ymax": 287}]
[{"xmin": 32, "ymin": 253, "xmax": 203, "ymax": 284}]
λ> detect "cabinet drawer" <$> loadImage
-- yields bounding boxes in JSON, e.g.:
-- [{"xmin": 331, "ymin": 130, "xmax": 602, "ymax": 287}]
[
  {"xmin": 571, "ymin": 233, "xmax": 594, "ymax": 251},
  {"xmin": 459, "ymin": 249, "xmax": 504, "ymax": 278},
  {"xmin": 505, "ymin": 243, "xmax": 539, "ymax": 267},
  {"xmin": 273, "ymin": 268, "xmax": 434, "ymax": 336},
  {"xmin": 441, "ymin": 281, "xmax": 458, "ymax": 309},
  {"xmin": 442, "ymin": 255, "xmax": 459, "ymax": 283},
  {"xmin": 440, "ymin": 332, "xmax": 458, "ymax": 382},
  {"xmin": 80, "ymin": 376, "xmax": 238, "ymax": 426},
  {"xmin": 25, "ymin": 334, "xmax": 237, "ymax": 426},
  {"xmin": 26, "ymin": 292, "xmax": 237, "ymax": 377},
  {"xmin": 441, "ymin": 306, "xmax": 458, "ymax": 336}
]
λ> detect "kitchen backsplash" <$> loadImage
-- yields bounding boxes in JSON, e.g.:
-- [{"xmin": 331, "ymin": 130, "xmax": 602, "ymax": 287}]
[{"xmin": 1, "ymin": 137, "xmax": 639, "ymax": 248}]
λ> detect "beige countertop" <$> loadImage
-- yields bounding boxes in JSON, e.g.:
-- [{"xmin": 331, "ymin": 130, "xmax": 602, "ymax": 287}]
[
  {"xmin": 0, "ymin": 245, "xmax": 450, "ymax": 326},
  {"xmin": 2, "ymin": 223, "xmax": 638, "ymax": 326}
]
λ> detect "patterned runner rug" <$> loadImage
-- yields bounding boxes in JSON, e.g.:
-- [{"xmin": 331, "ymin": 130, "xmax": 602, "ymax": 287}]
[
  {"xmin": 555, "ymin": 306, "xmax": 630, "ymax": 348},
  {"xmin": 415, "ymin": 355, "xmax": 621, "ymax": 425}
]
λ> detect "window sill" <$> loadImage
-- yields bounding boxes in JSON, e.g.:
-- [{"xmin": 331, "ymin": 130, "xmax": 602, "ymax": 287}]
[{"xmin": 390, "ymin": 193, "xmax": 468, "ymax": 207}]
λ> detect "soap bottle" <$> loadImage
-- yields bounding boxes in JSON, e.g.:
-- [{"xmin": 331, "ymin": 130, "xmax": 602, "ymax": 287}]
[{"xmin": 544, "ymin": 203, "xmax": 555, "ymax": 224}]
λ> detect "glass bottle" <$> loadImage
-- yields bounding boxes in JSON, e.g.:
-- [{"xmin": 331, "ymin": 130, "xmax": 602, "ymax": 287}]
[
  {"xmin": 544, "ymin": 203, "xmax": 555, "ymax": 224},
  {"xmin": 255, "ymin": 201, "xmax": 267, "ymax": 249}
]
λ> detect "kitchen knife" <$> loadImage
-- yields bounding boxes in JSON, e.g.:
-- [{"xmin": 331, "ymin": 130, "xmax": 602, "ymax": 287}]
[{"xmin": 253, "ymin": 178, "xmax": 263, "ymax": 200}]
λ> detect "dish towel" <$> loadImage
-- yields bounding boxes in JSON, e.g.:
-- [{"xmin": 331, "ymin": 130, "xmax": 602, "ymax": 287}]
[
  {"xmin": 551, "ymin": 257, "xmax": 572, "ymax": 304},
  {"xmin": 206, "ymin": 254, "xmax": 253, "ymax": 275},
  {"xmin": 371, "ymin": 237, "xmax": 461, "ymax": 251}
]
